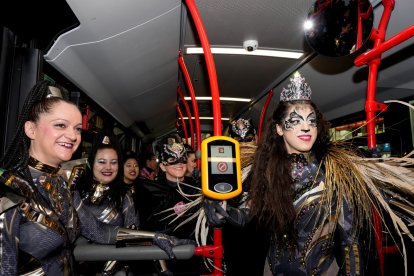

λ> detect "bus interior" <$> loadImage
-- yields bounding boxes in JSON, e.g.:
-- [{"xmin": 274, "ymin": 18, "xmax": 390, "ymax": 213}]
[{"xmin": 1, "ymin": 0, "xmax": 414, "ymax": 275}]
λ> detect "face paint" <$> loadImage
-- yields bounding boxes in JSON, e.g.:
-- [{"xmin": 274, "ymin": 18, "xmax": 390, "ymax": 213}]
[
  {"xmin": 283, "ymin": 108, "xmax": 318, "ymax": 131},
  {"xmin": 307, "ymin": 112, "xmax": 317, "ymax": 128},
  {"xmin": 277, "ymin": 104, "xmax": 318, "ymax": 154}
]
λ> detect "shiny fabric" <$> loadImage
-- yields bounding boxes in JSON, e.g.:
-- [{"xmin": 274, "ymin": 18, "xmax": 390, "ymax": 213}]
[
  {"xmin": 0, "ymin": 168, "xmax": 119, "ymax": 276},
  {"xmin": 267, "ymin": 158, "xmax": 364, "ymax": 276},
  {"xmin": 76, "ymin": 182, "xmax": 139, "ymax": 275},
  {"xmin": 82, "ymin": 184, "xmax": 137, "ymax": 228}
]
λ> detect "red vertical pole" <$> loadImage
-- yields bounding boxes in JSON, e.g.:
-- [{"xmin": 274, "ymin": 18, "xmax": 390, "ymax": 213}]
[
  {"xmin": 354, "ymin": 1, "xmax": 395, "ymax": 275},
  {"xmin": 176, "ymin": 104, "xmax": 189, "ymax": 144},
  {"xmin": 364, "ymin": 0, "xmax": 394, "ymax": 149},
  {"xmin": 178, "ymin": 55, "xmax": 202, "ymax": 155},
  {"xmin": 177, "ymin": 86, "xmax": 195, "ymax": 147},
  {"xmin": 184, "ymin": 1, "xmax": 223, "ymax": 275},
  {"xmin": 357, "ymin": 0, "xmax": 363, "ymax": 49},
  {"xmin": 185, "ymin": 0, "xmax": 222, "ymax": 136},
  {"xmin": 366, "ymin": 1, "xmax": 393, "ymax": 274},
  {"xmin": 257, "ymin": 90, "xmax": 273, "ymax": 142}
]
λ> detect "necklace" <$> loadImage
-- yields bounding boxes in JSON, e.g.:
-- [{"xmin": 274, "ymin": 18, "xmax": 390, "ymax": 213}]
[
  {"xmin": 288, "ymin": 153, "xmax": 309, "ymax": 181},
  {"xmin": 29, "ymin": 156, "xmax": 64, "ymax": 213},
  {"xmin": 28, "ymin": 156, "xmax": 61, "ymax": 175},
  {"xmin": 89, "ymin": 181, "xmax": 110, "ymax": 204}
]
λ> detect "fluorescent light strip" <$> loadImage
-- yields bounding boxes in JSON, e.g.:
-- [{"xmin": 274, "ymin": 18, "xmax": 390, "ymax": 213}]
[
  {"xmin": 183, "ymin": 96, "xmax": 251, "ymax": 102},
  {"xmin": 186, "ymin": 47, "xmax": 303, "ymax": 59},
  {"xmin": 182, "ymin": 117, "xmax": 230, "ymax": 121}
]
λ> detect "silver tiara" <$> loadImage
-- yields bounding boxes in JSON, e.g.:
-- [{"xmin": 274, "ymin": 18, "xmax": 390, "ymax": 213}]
[{"xmin": 280, "ymin": 72, "xmax": 312, "ymax": 102}]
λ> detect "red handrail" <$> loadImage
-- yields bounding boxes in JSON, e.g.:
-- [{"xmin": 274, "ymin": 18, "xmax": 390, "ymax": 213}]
[
  {"xmin": 193, "ymin": 228, "xmax": 223, "ymax": 276},
  {"xmin": 352, "ymin": 1, "xmax": 414, "ymax": 275},
  {"xmin": 257, "ymin": 90, "xmax": 273, "ymax": 143},
  {"xmin": 177, "ymin": 86, "xmax": 195, "ymax": 147},
  {"xmin": 185, "ymin": 0, "xmax": 222, "ymax": 136},
  {"xmin": 355, "ymin": 0, "xmax": 395, "ymax": 149},
  {"xmin": 176, "ymin": 104, "xmax": 189, "ymax": 144},
  {"xmin": 184, "ymin": 0, "xmax": 224, "ymax": 275},
  {"xmin": 178, "ymin": 54, "xmax": 202, "ymax": 153}
]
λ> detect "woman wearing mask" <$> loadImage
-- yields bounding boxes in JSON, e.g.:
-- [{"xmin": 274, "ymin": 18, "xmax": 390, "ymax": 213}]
[
  {"xmin": 0, "ymin": 81, "xmax": 192, "ymax": 275},
  {"xmin": 136, "ymin": 137, "xmax": 204, "ymax": 275}
]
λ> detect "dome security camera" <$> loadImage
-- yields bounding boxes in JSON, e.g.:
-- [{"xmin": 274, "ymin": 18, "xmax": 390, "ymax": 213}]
[{"xmin": 243, "ymin": 40, "xmax": 258, "ymax": 52}]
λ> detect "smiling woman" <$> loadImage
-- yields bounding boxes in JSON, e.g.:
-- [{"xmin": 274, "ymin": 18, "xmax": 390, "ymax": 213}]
[
  {"xmin": 135, "ymin": 136, "xmax": 205, "ymax": 275},
  {"xmin": 74, "ymin": 133, "xmax": 140, "ymax": 274},
  {"xmin": 0, "ymin": 81, "xmax": 194, "ymax": 276}
]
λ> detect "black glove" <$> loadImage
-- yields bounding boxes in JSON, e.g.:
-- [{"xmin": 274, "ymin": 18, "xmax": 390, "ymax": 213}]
[
  {"xmin": 203, "ymin": 199, "xmax": 228, "ymax": 227},
  {"xmin": 203, "ymin": 199, "xmax": 250, "ymax": 228},
  {"xmin": 153, "ymin": 233, "xmax": 195, "ymax": 259}
]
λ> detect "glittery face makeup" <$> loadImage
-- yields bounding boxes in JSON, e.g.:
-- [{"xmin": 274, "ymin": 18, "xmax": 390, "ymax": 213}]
[
  {"xmin": 276, "ymin": 104, "xmax": 318, "ymax": 154},
  {"xmin": 283, "ymin": 109, "xmax": 317, "ymax": 131}
]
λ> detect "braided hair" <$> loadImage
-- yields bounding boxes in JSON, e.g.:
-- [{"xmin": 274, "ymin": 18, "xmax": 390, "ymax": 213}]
[{"xmin": 0, "ymin": 80, "xmax": 79, "ymax": 181}]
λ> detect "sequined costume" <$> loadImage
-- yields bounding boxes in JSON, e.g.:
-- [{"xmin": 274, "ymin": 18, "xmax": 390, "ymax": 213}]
[
  {"xmin": 269, "ymin": 154, "xmax": 364, "ymax": 275},
  {"xmin": 0, "ymin": 162, "xmax": 119, "ymax": 275}
]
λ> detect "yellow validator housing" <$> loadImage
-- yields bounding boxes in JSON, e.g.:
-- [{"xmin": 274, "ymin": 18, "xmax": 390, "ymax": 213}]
[{"xmin": 201, "ymin": 136, "xmax": 242, "ymax": 200}]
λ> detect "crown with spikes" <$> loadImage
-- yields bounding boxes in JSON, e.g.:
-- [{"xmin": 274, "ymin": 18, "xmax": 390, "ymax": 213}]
[{"xmin": 280, "ymin": 71, "xmax": 312, "ymax": 102}]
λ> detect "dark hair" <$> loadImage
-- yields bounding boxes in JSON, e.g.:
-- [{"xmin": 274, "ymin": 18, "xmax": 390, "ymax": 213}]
[
  {"xmin": 0, "ymin": 80, "xmax": 81, "ymax": 216},
  {"xmin": 249, "ymin": 100, "xmax": 331, "ymax": 237},
  {"xmin": 184, "ymin": 144, "xmax": 195, "ymax": 156},
  {"xmin": 78, "ymin": 132, "xmax": 124, "ymax": 208},
  {"xmin": 0, "ymin": 80, "xmax": 80, "ymax": 178},
  {"xmin": 139, "ymin": 151, "xmax": 156, "ymax": 168},
  {"xmin": 123, "ymin": 151, "xmax": 139, "ymax": 166}
]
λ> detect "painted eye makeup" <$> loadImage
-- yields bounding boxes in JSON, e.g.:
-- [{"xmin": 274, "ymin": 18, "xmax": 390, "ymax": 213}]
[
  {"xmin": 282, "ymin": 107, "xmax": 318, "ymax": 131},
  {"xmin": 307, "ymin": 112, "xmax": 317, "ymax": 127},
  {"xmin": 283, "ymin": 111, "xmax": 303, "ymax": 130}
]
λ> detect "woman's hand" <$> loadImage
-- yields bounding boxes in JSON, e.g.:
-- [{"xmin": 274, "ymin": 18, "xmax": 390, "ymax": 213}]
[
  {"xmin": 153, "ymin": 233, "xmax": 195, "ymax": 259},
  {"xmin": 203, "ymin": 199, "xmax": 250, "ymax": 228}
]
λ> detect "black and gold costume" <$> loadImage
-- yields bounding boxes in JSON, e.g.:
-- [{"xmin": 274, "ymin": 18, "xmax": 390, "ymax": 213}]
[
  {"xmin": 268, "ymin": 153, "xmax": 364, "ymax": 275},
  {"xmin": 266, "ymin": 145, "xmax": 414, "ymax": 275},
  {"xmin": 80, "ymin": 181, "xmax": 137, "ymax": 229},
  {"xmin": 0, "ymin": 158, "xmax": 118, "ymax": 275}
]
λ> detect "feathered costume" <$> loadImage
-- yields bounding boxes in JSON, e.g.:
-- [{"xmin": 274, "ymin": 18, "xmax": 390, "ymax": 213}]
[
  {"xmin": 266, "ymin": 142, "xmax": 414, "ymax": 275},
  {"xmin": 158, "ymin": 74, "xmax": 414, "ymax": 275}
]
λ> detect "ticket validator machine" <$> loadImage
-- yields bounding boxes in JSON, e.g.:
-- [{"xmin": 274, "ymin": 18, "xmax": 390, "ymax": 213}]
[{"xmin": 201, "ymin": 136, "xmax": 242, "ymax": 200}]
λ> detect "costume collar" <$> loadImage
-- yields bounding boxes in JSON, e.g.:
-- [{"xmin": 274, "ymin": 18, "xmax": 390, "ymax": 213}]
[{"xmin": 28, "ymin": 156, "xmax": 61, "ymax": 175}]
